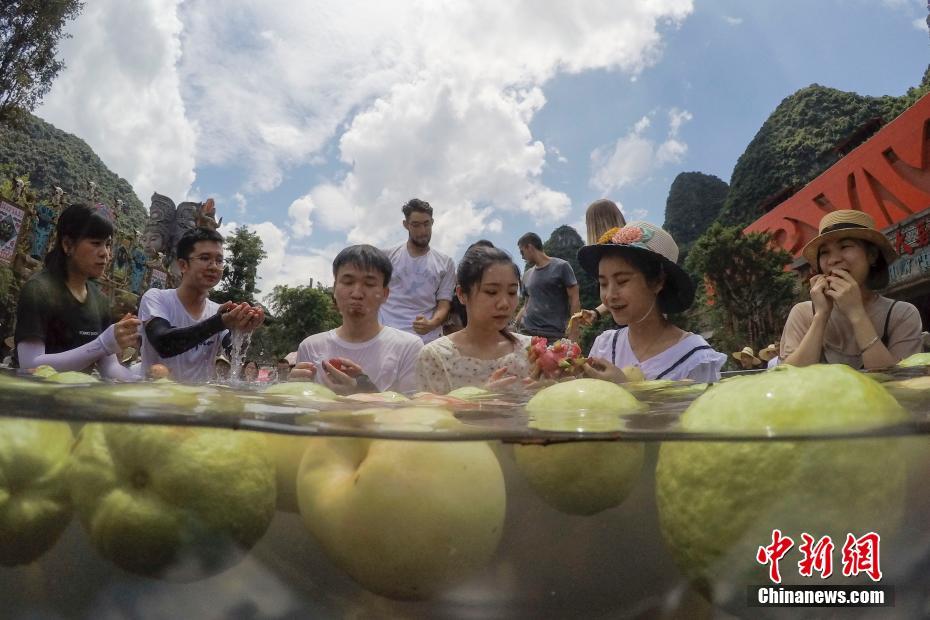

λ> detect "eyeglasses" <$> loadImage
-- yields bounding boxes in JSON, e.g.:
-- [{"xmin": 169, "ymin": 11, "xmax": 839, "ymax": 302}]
[{"xmin": 191, "ymin": 254, "xmax": 225, "ymax": 266}]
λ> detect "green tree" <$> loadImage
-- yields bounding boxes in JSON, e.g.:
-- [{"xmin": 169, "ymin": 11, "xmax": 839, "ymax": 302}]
[
  {"xmin": 0, "ymin": 1, "xmax": 84, "ymax": 124},
  {"xmin": 685, "ymin": 223, "xmax": 798, "ymax": 357},
  {"xmin": 212, "ymin": 226, "xmax": 267, "ymax": 305},
  {"xmin": 543, "ymin": 224, "xmax": 599, "ymax": 310},
  {"xmin": 259, "ymin": 284, "xmax": 341, "ymax": 358}
]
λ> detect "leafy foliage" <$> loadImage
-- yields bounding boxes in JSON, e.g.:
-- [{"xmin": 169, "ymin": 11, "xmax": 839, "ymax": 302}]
[
  {"xmin": 256, "ymin": 284, "xmax": 341, "ymax": 359},
  {"xmin": 718, "ymin": 74, "xmax": 930, "ymax": 227},
  {"xmin": 0, "ymin": 263, "xmax": 17, "ymax": 344},
  {"xmin": 685, "ymin": 223, "xmax": 798, "ymax": 357},
  {"xmin": 663, "ymin": 172, "xmax": 729, "ymax": 261},
  {"xmin": 212, "ymin": 226, "xmax": 267, "ymax": 305},
  {"xmin": 0, "ymin": 0, "xmax": 83, "ymax": 123},
  {"xmin": 0, "ymin": 112, "xmax": 146, "ymax": 235}
]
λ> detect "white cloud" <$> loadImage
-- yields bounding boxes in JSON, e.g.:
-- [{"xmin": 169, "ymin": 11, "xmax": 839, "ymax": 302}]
[
  {"xmin": 914, "ymin": 17, "xmax": 929, "ymax": 32},
  {"xmin": 232, "ymin": 192, "xmax": 247, "ymax": 216},
  {"xmin": 723, "ymin": 16, "xmax": 743, "ymax": 26},
  {"xmin": 38, "ymin": 0, "xmax": 196, "ymax": 204},
  {"xmin": 590, "ymin": 107, "xmax": 692, "ymax": 193},
  {"xmin": 287, "ymin": 195, "xmax": 316, "ymax": 239}
]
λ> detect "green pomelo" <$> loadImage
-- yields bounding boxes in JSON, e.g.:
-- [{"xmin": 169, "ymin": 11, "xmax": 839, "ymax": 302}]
[
  {"xmin": 68, "ymin": 424, "xmax": 276, "ymax": 581},
  {"xmin": 263, "ymin": 381, "xmax": 339, "ymax": 402},
  {"xmin": 44, "ymin": 371, "xmax": 99, "ymax": 385},
  {"xmin": 656, "ymin": 364, "xmax": 911, "ymax": 601},
  {"xmin": 897, "ymin": 352, "xmax": 930, "ymax": 368},
  {"xmin": 296, "ymin": 409, "xmax": 506, "ymax": 599},
  {"xmin": 447, "ymin": 386, "xmax": 496, "ymax": 401},
  {"xmin": 0, "ymin": 419, "xmax": 74, "ymax": 566},
  {"xmin": 514, "ymin": 379, "xmax": 646, "ymax": 516}
]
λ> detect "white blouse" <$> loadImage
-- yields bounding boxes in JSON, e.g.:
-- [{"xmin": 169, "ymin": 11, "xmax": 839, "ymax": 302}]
[{"xmin": 589, "ymin": 327, "xmax": 726, "ymax": 383}]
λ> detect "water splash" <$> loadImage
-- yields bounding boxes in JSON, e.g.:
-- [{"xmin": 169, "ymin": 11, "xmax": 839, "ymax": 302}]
[{"xmin": 227, "ymin": 330, "xmax": 252, "ymax": 385}]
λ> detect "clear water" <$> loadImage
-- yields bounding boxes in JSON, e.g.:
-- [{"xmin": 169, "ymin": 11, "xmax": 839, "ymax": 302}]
[{"xmin": 1, "ymin": 369, "xmax": 930, "ymax": 618}]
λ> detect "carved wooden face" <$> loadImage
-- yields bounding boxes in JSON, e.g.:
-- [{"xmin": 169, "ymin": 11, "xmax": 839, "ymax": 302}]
[{"xmin": 142, "ymin": 229, "xmax": 165, "ymax": 256}]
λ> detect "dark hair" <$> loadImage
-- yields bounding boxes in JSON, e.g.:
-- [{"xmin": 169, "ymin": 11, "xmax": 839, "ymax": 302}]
[
  {"xmin": 177, "ymin": 227, "xmax": 224, "ymax": 261},
  {"xmin": 456, "ymin": 246, "xmax": 521, "ymax": 344},
  {"xmin": 467, "ymin": 239, "xmax": 495, "ymax": 251},
  {"xmin": 240, "ymin": 359, "xmax": 258, "ymax": 379},
  {"xmin": 45, "ymin": 203, "xmax": 115, "ymax": 280},
  {"xmin": 332, "ymin": 244, "xmax": 393, "ymax": 287},
  {"xmin": 402, "ymin": 198, "xmax": 433, "ymax": 219},
  {"xmin": 517, "ymin": 232, "xmax": 543, "ymax": 250},
  {"xmin": 600, "ymin": 246, "xmax": 673, "ymax": 314}
]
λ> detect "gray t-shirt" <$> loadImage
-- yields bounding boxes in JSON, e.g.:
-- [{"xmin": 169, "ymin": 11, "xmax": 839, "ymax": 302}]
[{"xmin": 521, "ymin": 257, "xmax": 577, "ymax": 339}]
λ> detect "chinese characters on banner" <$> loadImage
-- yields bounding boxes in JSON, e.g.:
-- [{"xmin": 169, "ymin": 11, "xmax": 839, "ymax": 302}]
[
  {"xmin": 888, "ymin": 217, "xmax": 930, "ymax": 288},
  {"xmin": 757, "ymin": 530, "xmax": 882, "ymax": 584},
  {"xmin": 0, "ymin": 201, "xmax": 25, "ymax": 265}
]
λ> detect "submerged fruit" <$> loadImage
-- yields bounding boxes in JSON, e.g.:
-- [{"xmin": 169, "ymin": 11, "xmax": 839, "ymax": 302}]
[
  {"xmin": 68, "ymin": 424, "xmax": 276, "ymax": 581},
  {"xmin": 296, "ymin": 408, "xmax": 505, "ymax": 600},
  {"xmin": 0, "ymin": 419, "xmax": 73, "ymax": 566},
  {"xmin": 656, "ymin": 364, "xmax": 910, "ymax": 602},
  {"xmin": 514, "ymin": 378, "xmax": 646, "ymax": 515}
]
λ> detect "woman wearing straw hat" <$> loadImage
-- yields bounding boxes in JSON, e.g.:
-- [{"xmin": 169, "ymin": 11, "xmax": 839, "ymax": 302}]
[
  {"xmin": 732, "ymin": 346, "xmax": 762, "ymax": 370},
  {"xmin": 780, "ymin": 210, "xmax": 922, "ymax": 369},
  {"xmin": 576, "ymin": 222, "xmax": 726, "ymax": 382}
]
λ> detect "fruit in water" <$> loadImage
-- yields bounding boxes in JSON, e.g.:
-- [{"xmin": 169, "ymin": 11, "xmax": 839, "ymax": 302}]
[
  {"xmin": 514, "ymin": 378, "xmax": 646, "ymax": 515},
  {"xmin": 897, "ymin": 352, "xmax": 930, "ymax": 367},
  {"xmin": 264, "ymin": 381, "xmax": 339, "ymax": 402},
  {"xmin": 68, "ymin": 424, "xmax": 276, "ymax": 580},
  {"xmin": 0, "ymin": 419, "xmax": 73, "ymax": 566},
  {"xmin": 296, "ymin": 408, "xmax": 505, "ymax": 599},
  {"xmin": 656, "ymin": 364, "xmax": 910, "ymax": 602}
]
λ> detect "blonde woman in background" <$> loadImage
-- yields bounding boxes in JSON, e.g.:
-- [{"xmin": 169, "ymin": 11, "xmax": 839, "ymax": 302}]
[{"xmin": 567, "ymin": 199, "xmax": 626, "ymax": 341}]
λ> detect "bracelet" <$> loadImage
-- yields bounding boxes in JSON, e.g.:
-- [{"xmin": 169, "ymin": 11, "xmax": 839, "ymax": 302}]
[
  {"xmin": 592, "ymin": 307, "xmax": 603, "ymax": 321},
  {"xmin": 859, "ymin": 335, "xmax": 880, "ymax": 355}
]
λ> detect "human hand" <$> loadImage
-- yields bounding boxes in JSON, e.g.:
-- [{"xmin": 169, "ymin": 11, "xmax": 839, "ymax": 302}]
[
  {"xmin": 809, "ymin": 274, "xmax": 834, "ymax": 317},
  {"xmin": 114, "ymin": 313, "xmax": 142, "ymax": 351},
  {"xmin": 582, "ymin": 356, "xmax": 628, "ymax": 383},
  {"xmin": 412, "ymin": 315, "xmax": 434, "ymax": 335},
  {"xmin": 320, "ymin": 358, "xmax": 363, "ymax": 394},
  {"xmin": 485, "ymin": 367, "xmax": 519, "ymax": 392},
  {"xmin": 289, "ymin": 362, "xmax": 317, "ymax": 381},
  {"xmin": 825, "ymin": 269, "xmax": 865, "ymax": 319},
  {"xmin": 219, "ymin": 302, "xmax": 252, "ymax": 330}
]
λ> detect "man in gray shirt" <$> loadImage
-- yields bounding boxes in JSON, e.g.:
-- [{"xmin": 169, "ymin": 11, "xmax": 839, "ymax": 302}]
[{"xmin": 515, "ymin": 232, "xmax": 580, "ymax": 340}]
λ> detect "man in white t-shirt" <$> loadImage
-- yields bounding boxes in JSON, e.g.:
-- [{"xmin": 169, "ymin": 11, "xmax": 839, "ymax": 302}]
[
  {"xmin": 291, "ymin": 245, "xmax": 423, "ymax": 393},
  {"xmin": 139, "ymin": 228, "xmax": 264, "ymax": 382},
  {"xmin": 378, "ymin": 198, "xmax": 455, "ymax": 344}
]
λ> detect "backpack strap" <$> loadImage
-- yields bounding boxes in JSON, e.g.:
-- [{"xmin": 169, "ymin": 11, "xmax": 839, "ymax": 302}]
[
  {"xmin": 881, "ymin": 301, "xmax": 898, "ymax": 347},
  {"xmin": 656, "ymin": 345, "xmax": 712, "ymax": 380}
]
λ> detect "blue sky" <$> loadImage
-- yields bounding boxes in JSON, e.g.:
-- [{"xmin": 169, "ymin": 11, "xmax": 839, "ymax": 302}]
[{"xmin": 37, "ymin": 0, "xmax": 930, "ymax": 293}]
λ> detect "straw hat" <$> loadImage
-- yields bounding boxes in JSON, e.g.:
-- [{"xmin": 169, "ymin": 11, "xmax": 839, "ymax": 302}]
[
  {"xmin": 731, "ymin": 346, "xmax": 761, "ymax": 366},
  {"xmin": 801, "ymin": 210, "xmax": 897, "ymax": 267},
  {"xmin": 284, "ymin": 351, "xmax": 298, "ymax": 366},
  {"xmin": 577, "ymin": 221, "xmax": 695, "ymax": 313},
  {"xmin": 215, "ymin": 355, "xmax": 231, "ymax": 366},
  {"xmin": 758, "ymin": 343, "xmax": 779, "ymax": 362}
]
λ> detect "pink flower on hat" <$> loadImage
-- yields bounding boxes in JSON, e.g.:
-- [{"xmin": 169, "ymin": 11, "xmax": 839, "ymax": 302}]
[{"xmin": 611, "ymin": 225, "xmax": 650, "ymax": 245}]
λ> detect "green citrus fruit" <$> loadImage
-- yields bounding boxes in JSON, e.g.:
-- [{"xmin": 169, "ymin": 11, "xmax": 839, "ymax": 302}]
[
  {"xmin": 514, "ymin": 378, "xmax": 646, "ymax": 515},
  {"xmin": 656, "ymin": 364, "xmax": 910, "ymax": 600},
  {"xmin": 68, "ymin": 424, "xmax": 276, "ymax": 580},
  {"xmin": 0, "ymin": 418, "xmax": 73, "ymax": 566}
]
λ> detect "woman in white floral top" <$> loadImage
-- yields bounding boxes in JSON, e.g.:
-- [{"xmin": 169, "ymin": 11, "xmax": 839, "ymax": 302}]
[{"xmin": 417, "ymin": 246, "xmax": 531, "ymax": 394}]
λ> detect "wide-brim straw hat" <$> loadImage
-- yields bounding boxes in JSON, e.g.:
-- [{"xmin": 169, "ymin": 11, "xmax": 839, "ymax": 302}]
[
  {"xmin": 731, "ymin": 346, "xmax": 761, "ymax": 365},
  {"xmin": 577, "ymin": 221, "xmax": 695, "ymax": 314},
  {"xmin": 801, "ymin": 210, "xmax": 897, "ymax": 268},
  {"xmin": 758, "ymin": 344, "xmax": 779, "ymax": 362}
]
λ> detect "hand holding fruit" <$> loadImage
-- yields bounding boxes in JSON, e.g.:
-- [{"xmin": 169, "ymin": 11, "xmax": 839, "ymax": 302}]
[
  {"xmin": 582, "ymin": 356, "xmax": 628, "ymax": 383},
  {"xmin": 809, "ymin": 274, "xmax": 833, "ymax": 317},
  {"xmin": 527, "ymin": 336, "xmax": 586, "ymax": 380},
  {"xmin": 824, "ymin": 268, "xmax": 865, "ymax": 319},
  {"xmin": 320, "ymin": 357, "xmax": 363, "ymax": 394},
  {"xmin": 289, "ymin": 361, "xmax": 317, "ymax": 382},
  {"xmin": 114, "ymin": 313, "xmax": 142, "ymax": 351},
  {"xmin": 485, "ymin": 367, "xmax": 519, "ymax": 392}
]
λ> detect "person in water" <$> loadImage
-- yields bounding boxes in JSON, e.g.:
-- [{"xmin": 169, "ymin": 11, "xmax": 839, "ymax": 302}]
[
  {"xmin": 577, "ymin": 221, "xmax": 726, "ymax": 382},
  {"xmin": 14, "ymin": 204, "xmax": 140, "ymax": 380},
  {"xmin": 779, "ymin": 210, "xmax": 921, "ymax": 369},
  {"xmin": 417, "ymin": 245, "xmax": 531, "ymax": 394}
]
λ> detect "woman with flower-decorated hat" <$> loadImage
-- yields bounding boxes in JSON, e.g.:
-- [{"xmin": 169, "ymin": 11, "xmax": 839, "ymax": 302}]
[
  {"xmin": 577, "ymin": 222, "xmax": 726, "ymax": 383},
  {"xmin": 780, "ymin": 210, "xmax": 921, "ymax": 369}
]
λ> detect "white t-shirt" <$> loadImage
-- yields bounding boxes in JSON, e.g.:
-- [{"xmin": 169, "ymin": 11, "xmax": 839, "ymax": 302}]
[
  {"xmin": 379, "ymin": 244, "xmax": 456, "ymax": 344},
  {"xmin": 296, "ymin": 326, "xmax": 424, "ymax": 393},
  {"xmin": 589, "ymin": 327, "xmax": 727, "ymax": 383},
  {"xmin": 139, "ymin": 288, "xmax": 226, "ymax": 383}
]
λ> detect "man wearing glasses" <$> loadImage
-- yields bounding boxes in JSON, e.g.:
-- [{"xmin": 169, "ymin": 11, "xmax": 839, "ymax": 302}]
[
  {"xmin": 379, "ymin": 198, "xmax": 455, "ymax": 344},
  {"xmin": 139, "ymin": 227, "xmax": 264, "ymax": 381}
]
